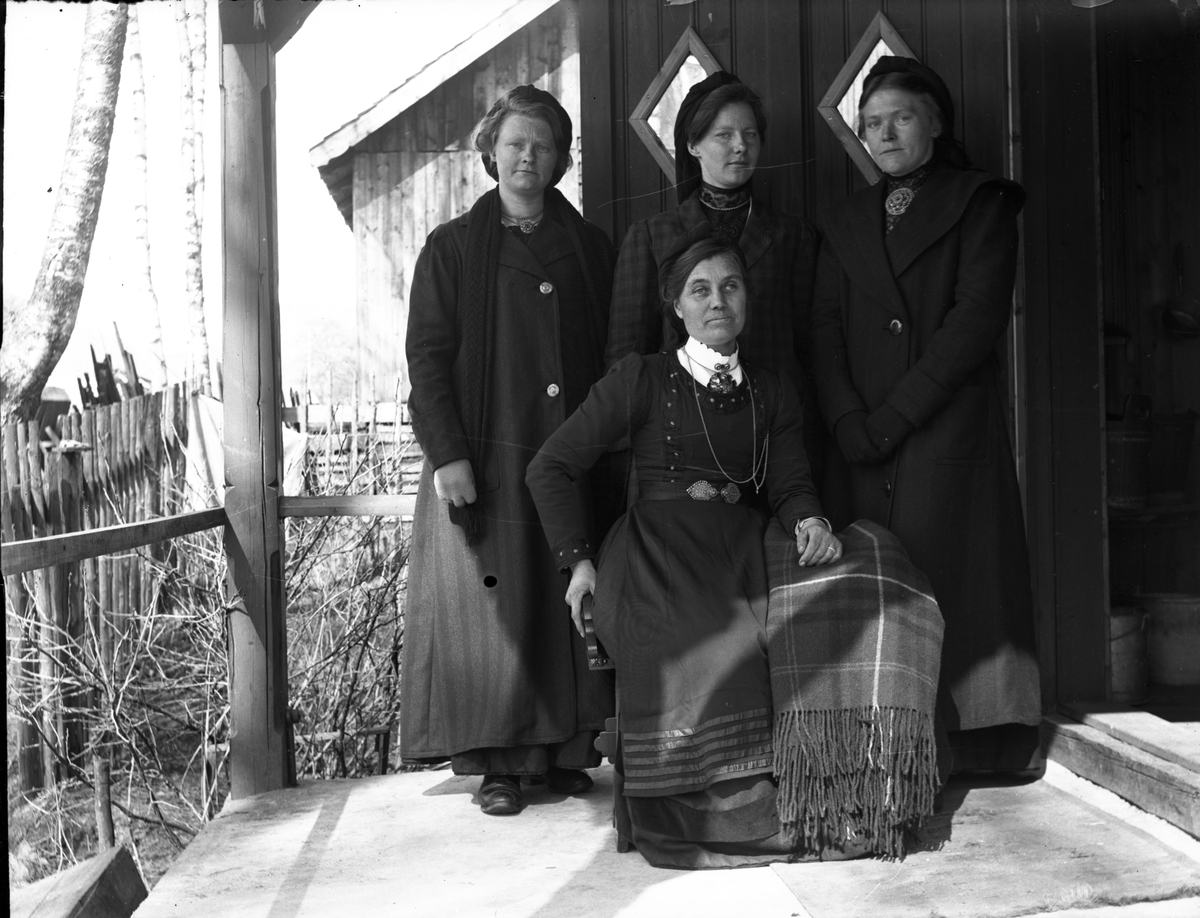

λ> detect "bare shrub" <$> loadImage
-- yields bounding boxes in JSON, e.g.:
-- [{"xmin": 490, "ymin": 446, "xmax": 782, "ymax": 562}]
[{"xmin": 6, "ymin": 406, "xmax": 416, "ymax": 892}]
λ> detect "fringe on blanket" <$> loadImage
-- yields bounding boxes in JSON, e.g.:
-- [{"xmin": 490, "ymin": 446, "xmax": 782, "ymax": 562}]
[{"xmin": 773, "ymin": 706, "xmax": 939, "ymax": 860}]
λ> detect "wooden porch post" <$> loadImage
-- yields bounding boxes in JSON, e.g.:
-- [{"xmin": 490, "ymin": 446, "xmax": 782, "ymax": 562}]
[
  {"xmin": 221, "ymin": 38, "xmax": 289, "ymax": 798},
  {"xmin": 1017, "ymin": 0, "xmax": 1109, "ymax": 705}
]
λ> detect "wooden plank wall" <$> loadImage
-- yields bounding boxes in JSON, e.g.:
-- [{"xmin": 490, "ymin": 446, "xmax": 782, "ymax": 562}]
[
  {"xmin": 352, "ymin": 0, "xmax": 581, "ymax": 402},
  {"xmin": 1096, "ymin": 3, "xmax": 1200, "ymax": 597},
  {"xmin": 580, "ymin": 0, "xmax": 1013, "ymax": 241},
  {"xmin": 1017, "ymin": 0, "xmax": 1108, "ymax": 704}
]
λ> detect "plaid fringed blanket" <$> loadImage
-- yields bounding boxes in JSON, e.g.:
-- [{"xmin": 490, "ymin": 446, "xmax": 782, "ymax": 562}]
[{"xmin": 764, "ymin": 519, "xmax": 944, "ymax": 859}]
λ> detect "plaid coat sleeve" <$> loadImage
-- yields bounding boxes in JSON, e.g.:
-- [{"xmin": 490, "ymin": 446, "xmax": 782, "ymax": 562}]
[
  {"xmin": 604, "ymin": 194, "xmax": 820, "ymax": 404},
  {"xmin": 761, "ymin": 367, "xmax": 825, "ymax": 530},
  {"xmin": 604, "ymin": 214, "xmax": 684, "ymax": 368}
]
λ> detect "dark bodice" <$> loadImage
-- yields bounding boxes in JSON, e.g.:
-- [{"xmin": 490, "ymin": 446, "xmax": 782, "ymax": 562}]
[
  {"xmin": 527, "ymin": 353, "xmax": 823, "ymax": 568},
  {"xmin": 634, "ymin": 358, "xmax": 765, "ymax": 487}
]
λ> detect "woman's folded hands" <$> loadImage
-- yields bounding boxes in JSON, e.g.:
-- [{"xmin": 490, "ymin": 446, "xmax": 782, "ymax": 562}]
[
  {"xmin": 835, "ymin": 406, "xmax": 914, "ymax": 462},
  {"xmin": 865, "ymin": 403, "xmax": 914, "ymax": 457},
  {"xmin": 834, "ymin": 410, "xmax": 885, "ymax": 464}
]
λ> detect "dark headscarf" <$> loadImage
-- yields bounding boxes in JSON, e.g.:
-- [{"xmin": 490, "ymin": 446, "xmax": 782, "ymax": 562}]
[
  {"xmin": 673, "ymin": 71, "xmax": 741, "ymax": 202},
  {"xmin": 479, "ymin": 84, "xmax": 574, "ymax": 187},
  {"xmin": 860, "ymin": 56, "xmax": 971, "ymax": 169}
]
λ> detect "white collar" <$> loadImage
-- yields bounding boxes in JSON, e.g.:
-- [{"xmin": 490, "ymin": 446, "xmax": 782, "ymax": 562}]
[{"xmin": 677, "ymin": 337, "xmax": 743, "ymax": 387}]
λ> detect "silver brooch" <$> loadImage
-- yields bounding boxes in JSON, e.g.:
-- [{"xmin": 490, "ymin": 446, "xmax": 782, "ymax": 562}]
[
  {"xmin": 707, "ymin": 364, "xmax": 735, "ymax": 395},
  {"xmin": 885, "ymin": 187, "xmax": 916, "ymax": 217}
]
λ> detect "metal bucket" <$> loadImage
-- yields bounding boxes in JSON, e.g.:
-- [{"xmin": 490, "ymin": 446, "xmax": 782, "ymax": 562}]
[
  {"xmin": 1143, "ymin": 593, "xmax": 1200, "ymax": 686},
  {"xmin": 1110, "ymin": 607, "xmax": 1148, "ymax": 704}
]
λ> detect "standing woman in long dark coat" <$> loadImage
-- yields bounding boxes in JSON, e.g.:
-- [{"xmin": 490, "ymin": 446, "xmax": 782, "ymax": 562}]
[
  {"xmin": 401, "ymin": 85, "xmax": 616, "ymax": 815},
  {"xmin": 810, "ymin": 57, "xmax": 1042, "ymax": 774},
  {"xmin": 605, "ymin": 72, "xmax": 825, "ymax": 476}
]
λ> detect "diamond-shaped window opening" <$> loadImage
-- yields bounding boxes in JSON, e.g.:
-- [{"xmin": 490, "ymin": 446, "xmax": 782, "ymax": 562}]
[
  {"xmin": 817, "ymin": 11, "xmax": 918, "ymax": 184},
  {"xmin": 630, "ymin": 27, "xmax": 723, "ymax": 182}
]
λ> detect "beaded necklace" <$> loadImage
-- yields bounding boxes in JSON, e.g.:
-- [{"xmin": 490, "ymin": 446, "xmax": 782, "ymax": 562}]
[
  {"xmin": 501, "ymin": 209, "xmax": 543, "ymax": 234},
  {"xmin": 699, "ymin": 184, "xmax": 752, "ymax": 212}
]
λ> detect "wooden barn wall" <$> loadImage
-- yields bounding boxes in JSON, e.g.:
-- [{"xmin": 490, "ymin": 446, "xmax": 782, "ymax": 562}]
[
  {"xmin": 1096, "ymin": 3, "xmax": 1200, "ymax": 597},
  {"xmin": 352, "ymin": 1, "xmax": 581, "ymax": 401},
  {"xmin": 578, "ymin": 0, "xmax": 1013, "ymax": 245}
]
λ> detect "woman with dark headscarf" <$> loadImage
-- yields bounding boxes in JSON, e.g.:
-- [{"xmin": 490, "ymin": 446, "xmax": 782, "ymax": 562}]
[
  {"xmin": 401, "ymin": 85, "xmax": 616, "ymax": 816},
  {"xmin": 810, "ymin": 57, "xmax": 1042, "ymax": 774},
  {"xmin": 605, "ymin": 72, "xmax": 824, "ymax": 475}
]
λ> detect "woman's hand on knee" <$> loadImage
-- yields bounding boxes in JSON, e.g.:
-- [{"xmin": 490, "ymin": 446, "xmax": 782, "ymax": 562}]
[
  {"xmin": 433, "ymin": 459, "xmax": 477, "ymax": 507},
  {"xmin": 794, "ymin": 518, "xmax": 843, "ymax": 567},
  {"xmin": 565, "ymin": 560, "xmax": 597, "ymax": 638}
]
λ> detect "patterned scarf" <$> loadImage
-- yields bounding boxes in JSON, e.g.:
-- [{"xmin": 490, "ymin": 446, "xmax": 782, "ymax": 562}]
[
  {"xmin": 698, "ymin": 181, "xmax": 752, "ymax": 245},
  {"xmin": 765, "ymin": 518, "xmax": 944, "ymax": 858}
]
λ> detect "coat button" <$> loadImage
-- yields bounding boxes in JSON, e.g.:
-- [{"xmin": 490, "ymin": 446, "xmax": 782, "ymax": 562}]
[
  {"xmin": 546, "ymin": 384, "xmax": 560, "ymax": 397},
  {"xmin": 889, "ymin": 319, "xmax": 903, "ymax": 336},
  {"xmin": 539, "ymin": 281, "xmax": 554, "ymax": 295},
  {"xmin": 883, "ymin": 479, "xmax": 892, "ymax": 497}
]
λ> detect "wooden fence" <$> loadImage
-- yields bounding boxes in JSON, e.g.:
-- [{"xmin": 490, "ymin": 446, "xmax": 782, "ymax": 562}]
[
  {"xmin": 282, "ymin": 397, "xmax": 422, "ymax": 497},
  {"xmin": 2, "ymin": 385, "xmax": 191, "ymax": 793},
  {"xmin": 3, "ymin": 383, "xmax": 428, "ymax": 803}
]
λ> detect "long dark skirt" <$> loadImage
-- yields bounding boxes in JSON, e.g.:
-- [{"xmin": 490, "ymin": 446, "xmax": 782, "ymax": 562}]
[{"xmin": 593, "ymin": 497, "xmax": 841, "ymax": 868}]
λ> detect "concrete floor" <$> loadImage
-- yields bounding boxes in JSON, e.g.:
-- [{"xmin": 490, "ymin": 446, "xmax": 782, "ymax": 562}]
[{"xmin": 134, "ymin": 761, "xmax": 1200, "ymax": 918}]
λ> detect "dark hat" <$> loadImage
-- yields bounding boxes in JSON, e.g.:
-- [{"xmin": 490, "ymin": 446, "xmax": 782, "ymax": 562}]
[
  {"xmin": 480, "ymin": 85, "xmax": 573, "ymax": 185},
  {"xmin": 673, "ymin": 71, "xmax": 741, "ymax": 197},
  {"xmin": 862, "ymin": 56, "xmax": 955, "ymax": 136}
]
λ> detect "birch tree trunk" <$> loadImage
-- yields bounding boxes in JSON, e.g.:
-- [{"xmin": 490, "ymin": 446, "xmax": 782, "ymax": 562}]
[
  {"xmin": 0, "ymin": 3, "xmax": 129, "ymax": 426},
  {"xmin": 128, "ymin": 6, "xmax": 168, "ymax": 387},
  {"xmin": 186, "ymin": 0, "xmax": 207, "ymax": 236},
  {"xmin": 176, "ymin": 0, "xmax": 213, "ymax": 396}
]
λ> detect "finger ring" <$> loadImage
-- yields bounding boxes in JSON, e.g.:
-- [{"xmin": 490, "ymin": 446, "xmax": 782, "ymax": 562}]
[{"xmin": 825, "ymin": 546, "xmax": 834, "ymax": 553}]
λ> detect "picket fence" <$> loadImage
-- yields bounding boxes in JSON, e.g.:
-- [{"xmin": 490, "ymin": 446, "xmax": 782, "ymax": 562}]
[{"xmin": 2, "ymin": 386, "xmax": 192, "ymax": 793}]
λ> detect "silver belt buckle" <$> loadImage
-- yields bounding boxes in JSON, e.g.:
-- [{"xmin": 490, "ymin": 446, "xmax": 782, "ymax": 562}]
[{"xmin": 686, "ymin": 480, "xmax": 741, "ymax": 504}]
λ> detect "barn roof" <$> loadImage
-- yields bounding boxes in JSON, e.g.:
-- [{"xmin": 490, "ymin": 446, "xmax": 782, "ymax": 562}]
[{"xmin": 309, "ymin": 0, "xmax": 559, "ymax": 225}]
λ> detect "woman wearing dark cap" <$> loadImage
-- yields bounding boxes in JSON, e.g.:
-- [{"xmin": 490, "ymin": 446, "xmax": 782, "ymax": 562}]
[
  {"xmin": 401, "ymin": 85, "xmax": 616, "ymax": 816},
  {"xmin": 605, "ymin": 72, "xmax": 824, "ymax": 475},
  {"xmin": 810, "ymin": 57, "xmax": 1042, "ymax": 774},
  {"xmin": 528, "ymin": 227, "xmax": 850, "ymax": 868}
]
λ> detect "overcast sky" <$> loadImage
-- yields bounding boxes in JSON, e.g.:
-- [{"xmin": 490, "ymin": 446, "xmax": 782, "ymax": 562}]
[{"xmin": 3, "ymin": 0, "xmax": 515, "ymax": 401}]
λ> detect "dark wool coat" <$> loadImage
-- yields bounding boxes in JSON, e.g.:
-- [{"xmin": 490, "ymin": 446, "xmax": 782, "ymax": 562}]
[
  {"xmin": 401, "ymin": 210, "xmax": 615, "ymax": 760},
  {"xmin": 810, "ymin": 165, "xmax": 1041, "ymax": 733},
  {"xmin": 604, "ymin": 191, "xmax": 826, "ymax": 477}
]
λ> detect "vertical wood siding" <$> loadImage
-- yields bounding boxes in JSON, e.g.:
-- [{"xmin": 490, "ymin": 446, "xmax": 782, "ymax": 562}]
[
  {"xmin": 583, "ymin": 0, "xmax": 1015, "ymax": 241},
  {"xmin": 351, "ymin": 2, "xmax": 581, "ymax": 401},
  {"xmin": 1096, "ymin": 3, "xmax": 1200, "ymax": 597}
]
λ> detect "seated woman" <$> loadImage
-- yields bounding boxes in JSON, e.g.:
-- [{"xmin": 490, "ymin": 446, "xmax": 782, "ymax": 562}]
[{"xmin": 527, "ymin": 227, "xmax": 856, "ymax": 868}]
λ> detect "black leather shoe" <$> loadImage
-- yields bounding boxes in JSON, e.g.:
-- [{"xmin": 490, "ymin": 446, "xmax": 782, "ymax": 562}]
[
  {"xmin": 544, "ymin": 767, "xmax": 593, "ymax": 795},
  {"xmin": 479, "ymin": 775, "xmax": 522, "ymax": 815}
]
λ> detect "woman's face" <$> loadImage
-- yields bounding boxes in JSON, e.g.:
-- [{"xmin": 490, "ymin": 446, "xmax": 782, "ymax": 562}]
[
  {"xmin": 860, "ymin": 88, "xmax": 940, "ymax": 176},
  {"xmin": 673, "ymin": 253, "xmax": 747, "ymax": 354},
  {"xmin": 493, "ymin": 114, "xmax": 557, "ymax": 199},
  {"xmin": 687, "ymin": 102, "xmax": 761, "ymax": 190}
]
